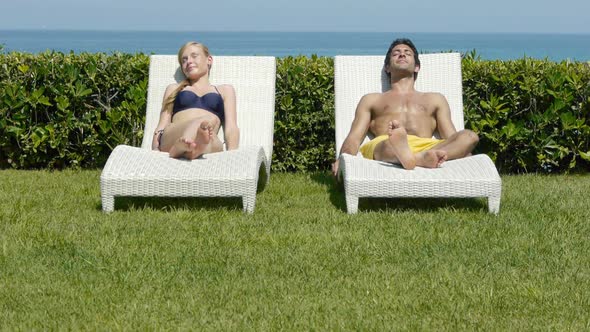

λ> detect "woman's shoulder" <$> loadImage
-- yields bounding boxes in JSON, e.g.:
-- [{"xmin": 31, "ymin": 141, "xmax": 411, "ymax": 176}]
[
  {"xmin": 216, "ymin": 84, "xmax": 236, "ymax": 98},
  {"xmin": 163, "ymin": 82, "xmax": 181, "ymax": 95},
  {"xmin": 216, "ymin": 84, "xmax": 235, "ymax": 93},
  {"xmin": 165, "ymin": 82, "xmax": 182, "ymax": 91}
]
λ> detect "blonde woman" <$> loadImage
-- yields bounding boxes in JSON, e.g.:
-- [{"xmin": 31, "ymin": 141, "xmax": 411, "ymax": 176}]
[{"xmin": 152, "ymin": 41, "xmax": 238, "ymax": 159}]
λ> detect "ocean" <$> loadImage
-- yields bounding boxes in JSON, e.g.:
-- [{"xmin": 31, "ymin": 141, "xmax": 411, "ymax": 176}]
[{"xmin": 1, "ymin": 30, "xmax": 589, "ymax": 61}]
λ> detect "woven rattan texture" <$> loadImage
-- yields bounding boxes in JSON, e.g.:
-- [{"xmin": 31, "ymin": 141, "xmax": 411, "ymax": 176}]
[
  {"xmin": 334, "ymin": 54, "xmax": 501, "ymax": 214},
  {"xmin": 101, "ymin": 56, "xmax": 276, "ymax": 213}
]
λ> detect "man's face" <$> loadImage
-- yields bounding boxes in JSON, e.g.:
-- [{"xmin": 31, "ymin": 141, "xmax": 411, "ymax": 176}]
[{"xmin": 387, "ymin": 44, "xmax": 419, "ymax": 75}]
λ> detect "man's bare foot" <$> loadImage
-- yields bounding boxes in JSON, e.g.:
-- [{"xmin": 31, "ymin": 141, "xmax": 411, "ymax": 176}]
[
  {"xmin": 388, "ymin": 126, "xmax": 416, "ymax": 170},
  {"xmin": 388, "ymin": 120, "xmax": 401, "ymax": 130},
  {"xmin": 416, "ymin": 150, "xmax": 447, "ymax": 168}
]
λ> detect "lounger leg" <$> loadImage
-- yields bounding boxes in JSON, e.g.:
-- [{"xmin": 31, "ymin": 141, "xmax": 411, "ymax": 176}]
[
  {"xmin": 488, "ymin": 196, "xmax": 500, "ymax": 215},
  {"xmin": 345, "ymin": 194, "xmax": 359, "ymax": 214},
  {"xmin": 242, "ymin": 194, "xmax": 256, "ymax": 213},
  {"xmin": 102, "ymin": 195, "xmax": 115, "ymax": 213}
]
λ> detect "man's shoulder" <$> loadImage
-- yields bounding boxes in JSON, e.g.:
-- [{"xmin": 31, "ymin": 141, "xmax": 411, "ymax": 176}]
[
  {"xmin": 421, "ymin": 91, "xmax": 447, "ymax": 101},
  {"xmin": 362, "ymin": 92, "xmax": 383, "ymax": 98},
  {"xmin": 417, "ymin": 91, "xmax": 448, "ymax": 104},
  {"xmin": 416, "ymin": 92, "xmax": 450, "ymax": 113},
  {"xmin": 359, "ymin": 92, "xmax": 384, "ymax": 103},
  {"xmin": 418, "ymin": 91, "xmax": 445, "ymax": 98}
]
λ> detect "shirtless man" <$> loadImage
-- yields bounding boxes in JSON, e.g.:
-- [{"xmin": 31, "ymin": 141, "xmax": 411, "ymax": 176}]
[{"xmin": 332, "ymin": 38, "xmax": 479, "ymax": 176}]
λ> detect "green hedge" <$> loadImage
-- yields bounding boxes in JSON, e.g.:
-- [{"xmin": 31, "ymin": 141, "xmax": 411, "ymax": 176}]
[
  {"xmin": 274, "ymin": 55, "xmax": 334, "ymax": 172},
  {"xmin": 1, "ymin": 52, "xmax": 589, "ymax": 173},
  {"xmin": 463, "ymin": 52, "xmax": 590, "ymax": 173},
  {"xmin": 0, "ymin": 52, "xmax": 148, "ymax": 169}
]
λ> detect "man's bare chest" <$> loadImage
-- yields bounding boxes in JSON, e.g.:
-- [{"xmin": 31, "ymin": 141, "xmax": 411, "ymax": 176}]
[
  {"xmin": 372, "ymin": 97, "xmax": 434, "ymax": 117},
  {"xmin": 368, "ymin": 95, "xmax": 438, "ymax": 136}
]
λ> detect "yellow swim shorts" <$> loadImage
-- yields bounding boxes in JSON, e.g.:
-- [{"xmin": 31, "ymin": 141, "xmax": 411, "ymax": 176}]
[{"xmin": 359, "ymin": 134, "xmax": 444, "ymax": 160}]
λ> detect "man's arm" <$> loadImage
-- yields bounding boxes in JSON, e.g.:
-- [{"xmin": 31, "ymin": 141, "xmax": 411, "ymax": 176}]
[
  {"xmin": 433, "ymin": 93, "xmax": 457, "ymax": 139},
  {"xmin": 331, "ymin": 94, "xmax": 375, "ymax": 177}
]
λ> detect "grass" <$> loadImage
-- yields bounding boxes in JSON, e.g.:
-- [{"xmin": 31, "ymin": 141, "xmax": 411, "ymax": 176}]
[{"xmin": 1, "ymin": 170, "xmax": 589, "ymax": 330}]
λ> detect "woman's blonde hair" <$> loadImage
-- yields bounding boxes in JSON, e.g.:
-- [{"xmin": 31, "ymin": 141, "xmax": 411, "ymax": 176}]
[{"xmin": 163, "ymin": 41, "xmax": 211, "ymax": 112}]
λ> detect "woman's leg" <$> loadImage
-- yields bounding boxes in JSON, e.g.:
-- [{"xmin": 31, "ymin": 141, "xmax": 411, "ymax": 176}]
[{"xmin": 160, "ymin": 118, "xmax": 223, "ymax": 159}]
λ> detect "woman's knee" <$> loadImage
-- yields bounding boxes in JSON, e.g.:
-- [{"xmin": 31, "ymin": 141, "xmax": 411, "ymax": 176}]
[
  {"xmin": 188, "ymin": 118, "xmax": 204, "ymax": 128},
  {"xmin": 214, "ymin": 136, "xmax": 224, "ymax": 151}
]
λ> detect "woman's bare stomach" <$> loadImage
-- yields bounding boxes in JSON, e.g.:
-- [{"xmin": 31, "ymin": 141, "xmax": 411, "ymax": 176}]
[
  {"xmin": 172, "ymin": 108, "xmax": 221, "ymax": 131},
  {"xmin": 159, "ymin": 108, "xmax": 223, "ymax": 152}
]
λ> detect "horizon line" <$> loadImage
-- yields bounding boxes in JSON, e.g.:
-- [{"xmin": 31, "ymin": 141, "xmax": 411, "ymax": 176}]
[{"xmin": 1, "ymin": 28, "xmax": 590, "ymax": 36}]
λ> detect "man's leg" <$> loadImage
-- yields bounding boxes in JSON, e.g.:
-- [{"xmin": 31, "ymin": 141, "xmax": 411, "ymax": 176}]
[
  {"xmin": 373, "ymin": 121, "xmax": 447, "ymax": 169},
  {"xmin": 431, "ymin": 130, "xmax": 479, "ymax": 160},
  {"xmin": 373, "ymin": 123, "xmax": 416, "ymax": 169}
]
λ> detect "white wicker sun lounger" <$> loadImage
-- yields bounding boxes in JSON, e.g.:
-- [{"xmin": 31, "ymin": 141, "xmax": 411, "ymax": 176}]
[
  {"xmin": 100, "ymin": 55, "xmax": 276, "ymax": 213},
  {"xmin": 335, "ymin": 53, "xmax": 501, "ymax": 214}
]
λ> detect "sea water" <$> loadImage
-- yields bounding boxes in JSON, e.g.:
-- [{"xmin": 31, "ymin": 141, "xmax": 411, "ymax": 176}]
[{"xmin": 1, "ymin": 30, "xmax": 589, "ymax": 61}]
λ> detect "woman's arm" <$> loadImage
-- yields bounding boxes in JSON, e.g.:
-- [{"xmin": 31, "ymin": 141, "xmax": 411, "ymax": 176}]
[
  {"xmin": 220, "ymin": 84, "xmax": 239, "ymax": 150},
  {"xmin": 151, "ymin": 84, "xmax": 177, "ymax": 150}
]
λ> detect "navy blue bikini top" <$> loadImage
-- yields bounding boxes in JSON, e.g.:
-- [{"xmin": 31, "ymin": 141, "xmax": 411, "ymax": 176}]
[{"xmin": 172, "ymin": 86, "xmax": 225, "ymax": 123}]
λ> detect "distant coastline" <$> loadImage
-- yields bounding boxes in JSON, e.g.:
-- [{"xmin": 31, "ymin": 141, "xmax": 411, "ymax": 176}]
[
  {"xmin": 4, "ymin": 28, "xmax": 590, "ymax": 35},
  {"xmin": 1, "ymin": 30, "xmax": 589, "ymax": 61}
]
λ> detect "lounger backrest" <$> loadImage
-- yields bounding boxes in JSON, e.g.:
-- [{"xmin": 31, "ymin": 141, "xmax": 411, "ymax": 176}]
[
  {"xmin": 142, "ymin": 55, "xmax": 276, "ymax": 164},
  {"xmin": 334, "ymin": 53, "xmax": 464, "ymax": 157}
]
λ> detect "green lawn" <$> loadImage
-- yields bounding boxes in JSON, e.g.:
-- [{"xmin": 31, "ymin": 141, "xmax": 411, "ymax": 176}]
[{"xmin": 1, "ymin": 170, "xmax": 589, "ymax": 330}]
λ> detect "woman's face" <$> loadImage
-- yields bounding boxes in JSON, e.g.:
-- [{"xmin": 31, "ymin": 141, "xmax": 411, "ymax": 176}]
[{"xmin": 180, "ymin": 44, "xmax": 211, "ymax": 79}]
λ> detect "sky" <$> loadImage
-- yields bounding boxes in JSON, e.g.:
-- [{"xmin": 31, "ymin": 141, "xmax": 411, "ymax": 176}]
[{"xmin": 1, "ymin": 0, "xmax": 589, "ymax": 34}]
